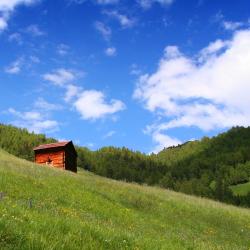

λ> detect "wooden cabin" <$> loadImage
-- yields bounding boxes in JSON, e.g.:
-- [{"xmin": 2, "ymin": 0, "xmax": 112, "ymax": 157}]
[{"xmin": 33, "ymin": 141, "xmax": 77, "ymax": 173}]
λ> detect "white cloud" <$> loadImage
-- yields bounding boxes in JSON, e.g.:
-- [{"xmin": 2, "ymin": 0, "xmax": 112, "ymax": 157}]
[
  {"xmin": 222, "ymin": 21, "xmax": 244, "ymax": 31},
  {"xmin": 138, "ymin": 0, "xmax": 174, "ymax": 9},
  {"xmin": 43, "ymin": 68, "xmax": 125, "ymax": 121},
  {"xmin": 83, "ymin": 142, "xmax": 95, "ymax": 148},
  {"xmin": 74, "ymin": 90, "xmax": 125, "ymax": 120},
  {"xmin": 94, "ymin": 21, "xmax": 111, "ymax": 40},
  {"xmin": 25, "ymin": 120, "xmax": 59, "ymax": 134},
  {"xmin": 103, "ymin": 10, "xmax": 136, "ymax": 28},
  {"xmin": 0, "ymin": 0, "xmax": 36, "ymax": 11},
  {"xmin": 25, "ymin": 24, "xmax": 45, "ymax": 36},
  {"xmin": 105, "ymin": 47, "xmax": 116, "ymax": 56},
  {"xmin": 5, "ymin": 64, "xmax": 20, "ymax": 74},
  {"xmin": 5, "ymin": 58, "xmax": 23, "ymax": 74},
  {"xmin": 0, "ymin": 0, "xmax": 39, "ymax": 32},
  {"xmin": 0, "ymin": 17, "xmax": 7, "ymax": 31},
  {"xmin": 150, "ymin": 131, "xmax": 181, "ymax": 153},
  {"xmin": 43, "ymin": 69, "xmax": 76, "ymax": 86},
  {"xmin": 7, "ymin": 107, "xmax": 59, "ymax": 134},
  {"xmin": 199, "ymin": 39, "xmax": 229, "ymax": 62},
  {"xmin": 5, "ymin": 56, "xmax": 39, "ymax": 74},
  {"xmin": 134, "ymin": 29, "xmax": 250, "ymax": 150},
  {"xmin": 23, "ymin": 111, "xmax": 42, "ymax": 120},
  {"xmin": 103, "ymin": 130, "xmax": 116, "ymax": 139}
]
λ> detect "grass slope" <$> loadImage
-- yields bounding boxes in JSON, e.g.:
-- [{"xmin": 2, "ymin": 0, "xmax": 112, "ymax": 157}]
[
  {"xmin": 231, "ymin": 182, "xmax": 250, "ymax": 196},
  {"xmin": 0, "ymin": 149, "xmax": 249, "ymax": 250}
]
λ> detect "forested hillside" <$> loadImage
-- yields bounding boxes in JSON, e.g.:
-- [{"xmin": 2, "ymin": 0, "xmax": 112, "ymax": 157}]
[
  {"xmin": 0, "ymin": 123, "xmax": 250, "ymax": 207},
  {"xmin": 0, "ymin": 124, "xmax": 56, "ymax": 161},
  {"xmin": 154, "ymin": 128, "xmax": 250, "ymax": 205}
]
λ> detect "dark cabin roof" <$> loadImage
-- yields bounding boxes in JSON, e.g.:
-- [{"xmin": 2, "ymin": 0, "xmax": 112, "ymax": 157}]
[{"xmin": 33, "ymin": 141, "xmax": 77, "ymax": 156}]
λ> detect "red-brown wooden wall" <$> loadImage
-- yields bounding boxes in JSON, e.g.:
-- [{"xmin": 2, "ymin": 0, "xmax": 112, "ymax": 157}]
[
  {"xmin": 35, "ymin": 150, "xmax": 65, "ymax": 169},
  {"xmin": 34, "ymin": 141, "xmax": 77, "ymax": 173}
]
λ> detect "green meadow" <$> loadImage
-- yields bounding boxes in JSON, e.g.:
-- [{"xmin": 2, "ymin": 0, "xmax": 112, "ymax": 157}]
[
  {"xmin": 231, "ymin": 182, "xmax": 250, "ymax": 196},
  {"xmin": 0, "ymin": 149, "xmax": 249, "ymax": 250}
]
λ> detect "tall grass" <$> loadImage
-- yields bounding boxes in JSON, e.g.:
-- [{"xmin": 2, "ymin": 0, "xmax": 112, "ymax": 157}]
[{"xmin": 0, "ymin": 149, "xmax": 249, "ymax": 249}]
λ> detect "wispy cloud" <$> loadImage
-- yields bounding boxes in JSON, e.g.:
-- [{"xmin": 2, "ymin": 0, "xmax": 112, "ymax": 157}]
[
  {"xmin": 105, "ymin": 47, "xmax": 117, "ymax": 56},
  {"xmin": 138, "ymin": 0, "xmax": 174, "ymax": 9},
  {"xmin": 103, "ymin": 130, "xmax": 116, "ymax": 139},
  {"xmin": 103, "ymin": 10, "xmax": 136, "ymax": 28},
  {"xmin": 222, "ymin": 21, "xmax": 244, "ymax": 31},
  {"xmin": 211, "ymin": 11, "xmax": 248, "ymax": 31},
  {"xmin": 64, "ymin": 84, "xmax": 81, "ymax": 102},
  {"xmin": 57, "ymin": 43, "xmax": 70, "ymax": 56},
  {"xmin": 30, "ymin": 55, "xmax": 40, "ymax": 63},
  {"xmin": 34, "ymin": 98, "xmax": 62, "ymax": 111},
  {"xmin": 5, "ymin": 58, "xmax": 23, "ymax": 74},
  {"xmin": 130, "ymin": 64, "xmax": 142, "ymax": 76},
  {"xmin": 7, "ymin": 107, "xmax": 59, "ymax": 134},
  {"xmin": 43, "ymin": 69, "xmax": 76, "ymax": 86},
  {"xmin": 8, "ymin": 32, "xmax": 23, "ymax": 45},
  {"xmin": 96, "ymin": 0, "xmax": 119, "ymax": 4},
  {"xmin": 69, "ymin": 0, "xmax": 119, "ymax": 5},
  {"xmin": 25, "ymin": 24, "xmax": 46, "ymax": 36},
  {"xmin": 94, "ymin": 21, "xmax": 112, "ymax": 40},
  {"xmin": 83, "ymin": 142, "xmax": 95, "ymax": 148}
]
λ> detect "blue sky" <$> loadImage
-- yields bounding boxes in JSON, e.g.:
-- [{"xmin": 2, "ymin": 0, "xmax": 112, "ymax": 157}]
[{"xmin": 1, "ymin": 0, "xmax": 250, "ymax": 153}]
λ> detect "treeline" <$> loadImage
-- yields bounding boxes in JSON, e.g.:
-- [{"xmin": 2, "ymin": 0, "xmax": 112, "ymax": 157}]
[
  {"xmin": 77, "ymin": 146, "xmax": 167, "ymax": 185},
  {"xmin": 0, "ymin": 124, "xmax": 56, "ymax": 161},
  {"xmin": 76, "ymin": 129, "xmax": 250, "ymax": 207},
  {"xmin": 0, "ymin": 123, "xmax": 249, "ymax": 207}
]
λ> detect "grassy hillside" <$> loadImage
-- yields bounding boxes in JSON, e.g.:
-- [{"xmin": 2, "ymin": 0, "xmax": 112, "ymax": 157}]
[
  {"xmin": 1, "ymin": 123, "xmax": 250, "ymax": 207},
  {"xmin": 231, "ymin": 182, "xmax": 250, "ymax": 196},
  {"xmin": 0, "ymin": 150, "xmax": 249, "ymax": 249}
]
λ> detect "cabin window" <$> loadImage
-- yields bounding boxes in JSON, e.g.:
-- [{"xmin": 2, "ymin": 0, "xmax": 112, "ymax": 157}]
[{"xmin": 46, "ymin": 157, "xmax": 53, "ymax": 165}]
